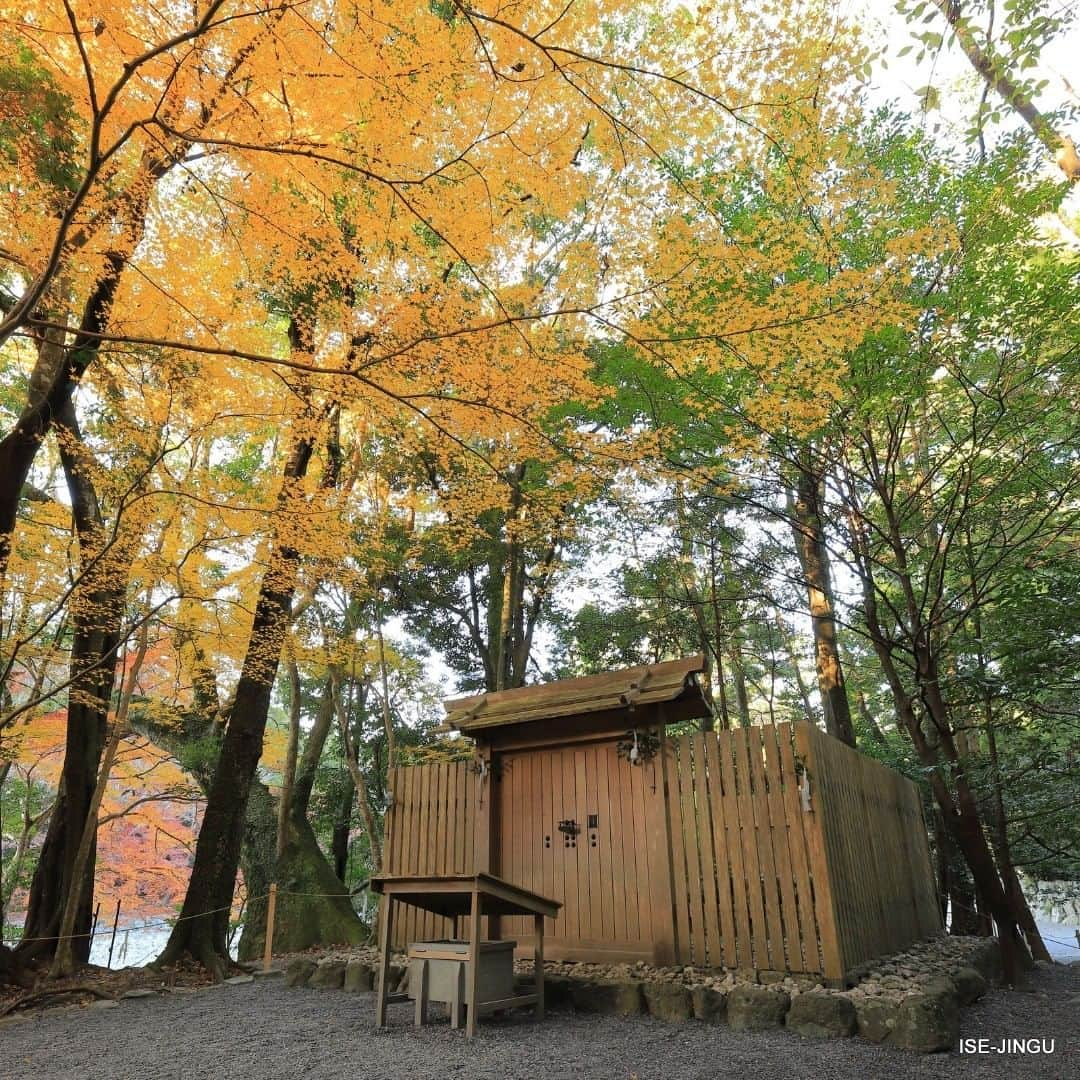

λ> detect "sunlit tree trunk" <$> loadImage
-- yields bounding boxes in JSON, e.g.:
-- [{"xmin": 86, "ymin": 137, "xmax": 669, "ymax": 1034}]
[
  {"xmin": 789, "ymin": 467, "xmax": 855, "ymax": 746},
  {"xmin": 932, "ymin": 0, "xmax": 1079, "ymax": 180}
]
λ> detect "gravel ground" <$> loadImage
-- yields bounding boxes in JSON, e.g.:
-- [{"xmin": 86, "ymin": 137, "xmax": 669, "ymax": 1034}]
[{"xmin": 2, "ymin": 963, "xmax": 1075, "ymax": 1080}]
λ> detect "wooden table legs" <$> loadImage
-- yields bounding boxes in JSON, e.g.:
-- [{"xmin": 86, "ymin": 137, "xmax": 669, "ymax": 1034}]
[
  {"xmin": 449, "ymin": 961, "xmax": 466, "ymax": 1029},
  {"xmin": 414, "ymin": 958, "xmax": 429, "ymax": 1027},
  {"xmin": 534, "ymin": 913, "xmax": 545, "ymax": 1021},
  {"xmin": 466, "ymin": 888, "xmax": 481, "ymax": 1038},
  {"xmin": 374, "ymin": 894, "xmax": 395, "ymax": 1028}
]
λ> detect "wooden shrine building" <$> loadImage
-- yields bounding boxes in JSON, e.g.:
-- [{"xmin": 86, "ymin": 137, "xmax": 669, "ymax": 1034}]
[{"xmin": 381, "ymin": 655, "xmax": 941, "ymax": 984}]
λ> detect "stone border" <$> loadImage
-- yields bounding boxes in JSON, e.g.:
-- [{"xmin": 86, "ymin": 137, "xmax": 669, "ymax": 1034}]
[{"xmin": 282, "ymin": 936, "xmax": 1004, "ymax": 1054}]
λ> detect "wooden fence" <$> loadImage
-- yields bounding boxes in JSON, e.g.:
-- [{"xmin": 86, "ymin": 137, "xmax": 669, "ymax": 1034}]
[
  {"xmin": 664, "ymin": 723, "xmax": 825, "ymax": 973},
  {"xmin": 381, "ymin": 722, "xmax": 940, "ymax": 980},
  {"xmin": 798, "ymin": 723, "xmax": 942, "ymax": 973},
  {"xmin": 382, "ymin": 759, "xmax": 477, "ymax": 948}
]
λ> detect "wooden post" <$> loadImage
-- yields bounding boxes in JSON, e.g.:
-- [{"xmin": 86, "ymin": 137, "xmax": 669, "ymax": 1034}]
[
  {"xmin": 106, "ymin": 899, "xmax": 121, "ymax": 969},
  {"xmin": 474, "ymin": 746, "xmax": 497, "ymax": 941},
  {"xmin": 414, "ymin": 957, "xmax": 429, "ymax": 1027},
  {"xmin": 793, "ymin": 723, "xmax": 844, "ymax": 982},
  {"xmin": 533, "ymin": 913, "xmax": 545, "ymax": 1021},
  {"xmin": 375, "ymin": 895, "xmax": 395, "ymax": 1027},
  {"xmin": 466, "ymin": 887, "xmax": 481, "ymax": 1038},
  {"xmin": 263, "ymin": 883, "xmax": 278, "ymax": 973},
  {"xmin": 450, "ymin": 961, "xmax": 465, "ymax": 1029},
  {"xmin": 648, "ymin": 710, "xmax": 679, "ymax": 964},
  {"xmin": 89, "ymin": 901, "xmax": 100, "ymax": 954}
]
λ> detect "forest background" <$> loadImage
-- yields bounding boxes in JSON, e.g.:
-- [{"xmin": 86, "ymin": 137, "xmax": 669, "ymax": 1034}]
[{"xmin": 0, "ymin": 0, "xmax": 1077, "ymax": 985}]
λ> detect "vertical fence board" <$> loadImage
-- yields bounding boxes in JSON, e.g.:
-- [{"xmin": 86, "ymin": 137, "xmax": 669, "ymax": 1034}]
[
  {"xmin": 630, "ymin": 748, "xmax": 651, "ymax": 945},
  {"xmin": 735, "ymin": 730, "xmax": 767, "ymax": 969},
  {"xmin": 678, "ymin": 736, "xmax": 706, "ymax": 964},
  {"xmin": 717, "ymin": 730, "xmax": 752, "ymax": 968},
  {"xmin": 702, "ymin": 732, "xmax": 736, "ymax": 967},
  {"xmin": 693, "ymin": 732, "xmax": 723, "ymax": 967},
  {"xmin": 667, "ymin": 737, "xmax": 692, "ymax": 961},
  {"xmin": 777, "ymin": 728, "xmax": 817, "ymax": 973},
  {"xmin": 763, "ymin": 726, "xmax": 801, "ymax": 972},
  {"xmin": 747, "ymin": 726, "xmax": 785, "ymax": 970}
]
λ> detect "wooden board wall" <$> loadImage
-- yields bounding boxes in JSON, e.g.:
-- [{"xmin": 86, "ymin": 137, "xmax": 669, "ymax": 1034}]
[
  {"xmin": 663, "ymin": 724, "xmax": 830, "ymax": 974},
  {"xmin": 493, "ymin": 741, "xmax": 669, "ymax": 963},
  {"xmin": 380, "ymin": 723, "xmax": 941, "ymax": 977},
  {"xmin": 382, "ymin": 759, "xmax": 478, "ymax": 949},
  {"xmin": 795, "ymin": 723, "xmax": 942, "ymax": 977}
]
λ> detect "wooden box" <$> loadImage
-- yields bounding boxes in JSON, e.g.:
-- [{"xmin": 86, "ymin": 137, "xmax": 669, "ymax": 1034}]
[{"xmin": 407, "ymin": 939, "xmax": 516, "ymax": 1005}]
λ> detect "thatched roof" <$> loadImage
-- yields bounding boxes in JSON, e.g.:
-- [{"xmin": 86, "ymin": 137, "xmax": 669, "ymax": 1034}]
[{"xmin": 442, "ymin": 654, "xmax": 712, "ymax": 734}]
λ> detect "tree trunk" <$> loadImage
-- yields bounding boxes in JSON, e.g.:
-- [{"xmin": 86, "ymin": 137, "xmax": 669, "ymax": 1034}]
[
  {"xmin": 239, "ymin": 676, "xmax": 365, "ymax": 959},
  {"xmin": 728, "ymin": 634, "xmax": 752, "ymax": 728},
  {"xmin": 16, "ymin": 398, "xmax": 130, "ymax": 967},
  {"xmin": 332, "ymin": 771, "xmax": 356, "ymax": 882},
  {"xmin": 156, "ymin": 330, "xmax": 325, "ymax": 976},
  {"xmin": 0, "ymin": 251, "xmax": 129, "ymax": 588},
  {"xmin": 932, "ymin": 0, "xmax": 1079, "ymax": 180},
  {"xmin": 49, "ymin": 621, "xmax": 150, "ymax": 978},
  {"xmin": 276, "ymin": 654, "xmax": 303, "ymax": 860},
  {"xmin": 789, "ymin": 470, "xmax": 855, "ymax": 746},
  {"xmin": 856, "ymin": 689, "xmax": 888, "ymax": 745},
  {"xmin": 236, "ymin": 781, "xmax": 367, "ymax": 961},
  {"xmin": 847, "ymin": 514, "xmax": 1032, "ymax": 983}
]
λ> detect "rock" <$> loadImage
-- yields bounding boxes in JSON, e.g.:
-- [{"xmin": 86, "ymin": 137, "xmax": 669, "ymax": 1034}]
[
  {"xmin": 921, "ymin": 974, "xmax": 958, "ymax": 999},
  {"xmin": 571, "ymin": 979, "xmax": 643, "ymax": 1016},
  {"xmin": 225, "ymin": 974, "xmax": 254, "ymax": 985},
  {"xmin": 121, "ymin": 988, "xmax": 158, "ymax": 999},
  {"xmin": 91, "ymin": 999, "xmax": 121, "ymax": 1010},
  {"xmin": 253, "ymin": 968, "xmax": 283, "ymax": 979},
  {"xmin": 785, "ymin": 992, "xmax": 856, "ymax": 1038},
  {"xmin": 969, "ymin": 941, "xmax": 1004, "ymax": 985},
  {"xmin": 389, "ymin": 963, "xmax": 407, "ymax": 993},
  {"xmin": 690, "ymin": 986, "xmax": 727, "ymax": 1023},
  {"xmin": 309, "ymin": 959, "xmax": 347, "ymax": 989},
  {"xmin": 543, "ymin": 975, "xmax": 575, "ymax": 1009},
  {"xmin": 758, "ymin": 969, "xmax": 786, "ymax": 985},
  {"xmin": 284, "ymin": 958, "xmax": 317, "ymax": 987},
  {"xmin": 644, "ymin": 981, "xmax": 693, "ymax": 1022},
  {"xmin": 727, "ymin": 986, "xmax": 791, "ymax": 1031},
  {"xmin": 952, "ymin": 966, "xmax": 987, "ymax": 1005},
  {"xmin": 344, "ymin": 959, "xmax": 374, "ymax": 993},
  {"xmin": 855, "ymin": 997, "xmax": 898, "ymax": 1043},
  {"xmin": 888, "ymin": 989, "xmax": 960, "ymax": 1053}
]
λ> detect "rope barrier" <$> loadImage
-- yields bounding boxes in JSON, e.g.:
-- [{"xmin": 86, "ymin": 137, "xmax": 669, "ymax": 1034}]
[
  {"xmin": 1, "ymin": 887, "xmax": 368, "ymax": 946},
  {"xmin": 6, "ymin": 889, "xmax": 1076, "ymax": 953},
  {"xmin": 947, "ymin": 897, "xmax": 1080, "ymax": 952},
  {"xmin": 1, "ymin": 894, "xmax": 270, "ymax": 945}
]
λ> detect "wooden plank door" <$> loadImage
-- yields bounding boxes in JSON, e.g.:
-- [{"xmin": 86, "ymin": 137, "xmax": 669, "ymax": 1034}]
[{"xmin": 496, "ymin": 743, "xmax": 661, "ymax": 962}]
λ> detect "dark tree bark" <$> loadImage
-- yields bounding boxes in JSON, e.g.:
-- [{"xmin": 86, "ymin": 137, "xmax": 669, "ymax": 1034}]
[
  {"xmin": 331, "ymin": 772, "xmax": 356, "ymax": 883},
  {"xmin": 156, "ymin": 321, "xmax": 343, "ymax": 975},
  {"xmin": 789, "ymin": 466, "xmax": 856, "ymax": 746},
  {"xmin": 154, "ymin": 442, "xmax": 316, "ymax": 974},
  {"xmin": 847, "ymin": 505, "xmax": 1033, "ymax": 983},
  {"xmin": 0, "ymin": 257, "xmax": 126, "ymax": 588},
  {"xmin": 16, "ymin": 398, "xmax": 129, "ymax": 967}
]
